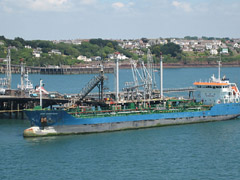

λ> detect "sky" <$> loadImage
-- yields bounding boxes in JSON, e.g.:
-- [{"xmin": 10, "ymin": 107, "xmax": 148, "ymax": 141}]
[{"xmin": 0, "ymin": 0, "xmax": 240, "ymax": 40}]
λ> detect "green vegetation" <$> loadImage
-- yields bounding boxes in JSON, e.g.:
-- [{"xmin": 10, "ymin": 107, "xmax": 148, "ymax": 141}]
[
  {"xmin": 0, "ymin": 36, "xmax": 239, "ymax": 67},
  {"xmin": 184, "ymin": 36, "xmax": 230, "ymax": 41},
  {"xmin": 151, "ymin": 43, "xmax": 182, "ymax": 63},
  {"xmin": 0, "ymin": 36, "xmax": 135, "ymax": 66}
]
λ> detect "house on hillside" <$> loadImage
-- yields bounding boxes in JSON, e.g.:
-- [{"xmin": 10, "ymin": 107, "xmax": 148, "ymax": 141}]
[
  {"xmin": 108, "ymin": 52, "xmax": 128, "ymax": 60},
  {"xmin": 33, "ymin": 49, "xmax": 42, "ymax": 58},
  {"xmin": 148, "ymin": 39, "xmax": 167, "ymax": 46},
  {"xmin": 72, "ymin": 39, "xmax": 82, "ymax": 45},
  {"xmin": 91, "ymin": 56, "xmax": 101, "ymax": 61},
  {"xmin": 194, "ymin": 45, "xmax": 205, "ymax": 52},
  {"xmin": 131, "ymin": 50, "xmax": 144, "ymax": 56},
  {"xmin": 48, "ymin": 49, "xmax": 61, "ymax": 55},
  {"xmin": 222, "ymin": 48, "xmax": 229, "ymax": 54},
  {"xmin": 210, "ymin": 49, "xmax": 218, "ymax": 55},
  {"xmin": 77, "ymin": 55, "xmax": 92, "ymax": 62},
  {"xmin": 182, "ymin": 46, "xmax": 193, "ymax": 52},
  {"xmin": 233, "ymin": 43, "xmax": 239, "ymax": 48},
  {"xmin": 25, "ymin": 45, "xmax": 32, "ymax": 49},
  {"xmin": 205, "ymin": 44, "xmax": 213, "ymax": 50}
]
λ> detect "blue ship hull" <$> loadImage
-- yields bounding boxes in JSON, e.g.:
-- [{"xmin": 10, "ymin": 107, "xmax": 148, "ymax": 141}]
[{"xmin": 23, "ymin": 103, "xmax": 240, "ymax": 137}]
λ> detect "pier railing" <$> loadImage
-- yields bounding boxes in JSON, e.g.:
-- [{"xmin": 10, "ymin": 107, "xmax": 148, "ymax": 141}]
[{"xmin": 163, "ymin": 87, "xmax": 196, "ymax": 93}]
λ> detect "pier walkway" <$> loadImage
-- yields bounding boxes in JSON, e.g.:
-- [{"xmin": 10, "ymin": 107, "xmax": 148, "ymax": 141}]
[{"xmin": 163, "ymin": 87, "xmax": 196, "ymax": 93}]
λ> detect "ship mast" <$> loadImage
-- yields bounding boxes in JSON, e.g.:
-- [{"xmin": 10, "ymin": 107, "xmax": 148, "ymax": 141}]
[
  {"xmin": 217, "ymin": 53, "xmax": 222, "ymax": 81},
  {"xmin": 20, "ymin": 60, "xmax": 25, "ymax": 90},
  {"xmin": 40, "ymin": 79, "xmax": 43, "ymax": 107},
  {"xmin": 115, "ymin": 58, "xmax": 119, "ymax": 102},
  {"xmin": 6, "ymin": 48, "xmax": 12, "ymax": 89},
  {"xmin": 160, "ymin": 52, "xmax": 163, "ymax": 98},
  {"xmin": 217, "ymin": 58, "xmax": 221, "ymax": 82}
]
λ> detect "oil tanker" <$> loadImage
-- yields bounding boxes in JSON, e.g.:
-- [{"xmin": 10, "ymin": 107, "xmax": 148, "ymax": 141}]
[
  {"xmin": 23, "ymin": 61, "xmax": 240, "ymax": 137},
  {"xmin": 23, "ymin": 67, "xmax": 240, "ymax": 137}
]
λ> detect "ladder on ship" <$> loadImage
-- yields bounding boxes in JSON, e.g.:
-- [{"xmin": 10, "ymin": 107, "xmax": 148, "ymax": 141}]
[{"xmin": 79, "ymin": 69, "xmax": 106, "ymax": 100}]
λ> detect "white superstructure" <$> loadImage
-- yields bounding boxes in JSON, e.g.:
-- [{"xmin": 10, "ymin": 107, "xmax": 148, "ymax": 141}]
[{"xmin": 194, "ymin": 64, "xmax": 240, "ymax": 105}]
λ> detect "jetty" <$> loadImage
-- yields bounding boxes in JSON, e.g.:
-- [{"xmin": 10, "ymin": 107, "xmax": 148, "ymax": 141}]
[
  {"xmin": 0, "ymin": 64, "xmax": 114, "ymax": 74},
  {"xmin": 0, "ymin": 50, "xmax": 70, "ymax": 118},
  {"xmin": 0, "ymin": 89, "xmax": 69, "ymax": 119}
]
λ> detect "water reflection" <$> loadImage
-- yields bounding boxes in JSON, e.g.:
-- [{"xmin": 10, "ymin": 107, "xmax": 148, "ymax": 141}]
[{"xmin": 25, "ymin": 136, "xmax": 58, "ymax": 144}]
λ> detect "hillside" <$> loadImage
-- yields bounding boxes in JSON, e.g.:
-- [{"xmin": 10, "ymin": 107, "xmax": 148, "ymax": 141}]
[{"xmin": 0, "ymin": 36, "xmax": 240, "ymax": 67}]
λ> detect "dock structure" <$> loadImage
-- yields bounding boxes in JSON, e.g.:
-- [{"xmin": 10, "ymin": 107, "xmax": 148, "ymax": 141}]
[
  {"xmin": 0, "ymin": 90, "xmax": 69, "ymax": 119},
  {"xmin": 0, "ymin": 64, "xmax": 114, "ymax": 74}
]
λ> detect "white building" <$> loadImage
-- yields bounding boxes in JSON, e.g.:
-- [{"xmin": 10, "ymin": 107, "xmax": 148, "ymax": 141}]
[
  {"xmin": 233, "ymin": 43, "xmax": 239, "ymax": 48},
  {"xmin": 210, "ymin": 49, "xmax": 218, "ymax": 55},
  {"xmin": 33, "ymin": 49, "xmax": 42, "ymax": 58},
  {"xmin": 109, "ymin": 52, "xmax": 128, "ymax": 60},
  {"xmin": 206, "ymin": 44, "xmax": 213, "ymax": 50},
  {"xmin": 222, "ymin": 48, "xmax": 229, "ymax": 54},
  {"xmin": 77, "ymin": 55, "xmax": 92, "ymax": 62},
  {"xmin": 49, "ymin": 49, "xmax": 61, "ymax": 55},
  {"xmin": 25, "ymin": 45, "xmax": 32, "ymax": 49}
]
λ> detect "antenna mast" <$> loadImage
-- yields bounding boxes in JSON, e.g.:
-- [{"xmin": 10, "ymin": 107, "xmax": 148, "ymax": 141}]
[
  {"xmin": 6, "ymin": 48, "xmax": 12, "ymax": 89},
  {"xmin": 115, "ymin": 58, "xmax": 119, "ymax": 102},
  {"xmin": 160, "ymin": 52, "xmax": 163, "ymax": 98}
]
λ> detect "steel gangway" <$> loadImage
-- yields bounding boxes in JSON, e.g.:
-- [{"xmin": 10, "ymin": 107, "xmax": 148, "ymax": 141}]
[{"xmin": 79, "ymin": 74, "xmax": 105, "ymax": 100}]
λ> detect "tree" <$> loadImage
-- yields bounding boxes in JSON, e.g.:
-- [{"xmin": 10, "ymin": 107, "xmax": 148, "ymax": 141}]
[
  {"xmin": 161, "ymin": 43, "xmax": 181, "ymax": 57},
  {"xmin": 14, "ymin": 37, "xmax": 25, "ymax": 46},
  {"xmin": 141, "ymin": 38, "xmax": 149, "ymax": 43},
  {"xmin": 184, "ymin": 36, "xmax": 198, "ymax": 40},
  {"xmin": 0, "ymin": 36, "xmax": 6, "ymax": 42},
  {"xmin": 38, "ymin": 40, "xmax": 54, "ymax": 49},
  {"xmin": 107, "ymin": 42, "xmax": 114, "ymax": 48},
  {"xmin": 151, "ymin": 43, "xmax": 181, "ymax": 58},
  {"xmin": 64, "ymin": 47, "xmax": 79, "ymax": 57},
  {"xmin": 152, "ymin": 45, "xmax": 162, "ymax": 58}
]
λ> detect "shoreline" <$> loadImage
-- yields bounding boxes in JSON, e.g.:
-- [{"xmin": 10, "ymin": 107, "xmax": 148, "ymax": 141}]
[
  {"xmin": 1, "ymin": 62, "xmax": 240, "ymax": 75},
  {"xmin": 117, "ymin": 62, "xmax": 240, "ymax": 69}
]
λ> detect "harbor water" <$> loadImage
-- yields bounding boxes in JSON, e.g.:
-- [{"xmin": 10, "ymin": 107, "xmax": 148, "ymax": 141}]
[{"xmin": 1, "ymin": 67, "xmax": 240, "ymax": 180}]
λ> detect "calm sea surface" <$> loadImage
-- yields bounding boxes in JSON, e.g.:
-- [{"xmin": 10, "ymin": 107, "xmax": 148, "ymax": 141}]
[{"xmin": 1, "ymin": 67, "xmax": 240, "ymax": 180}]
